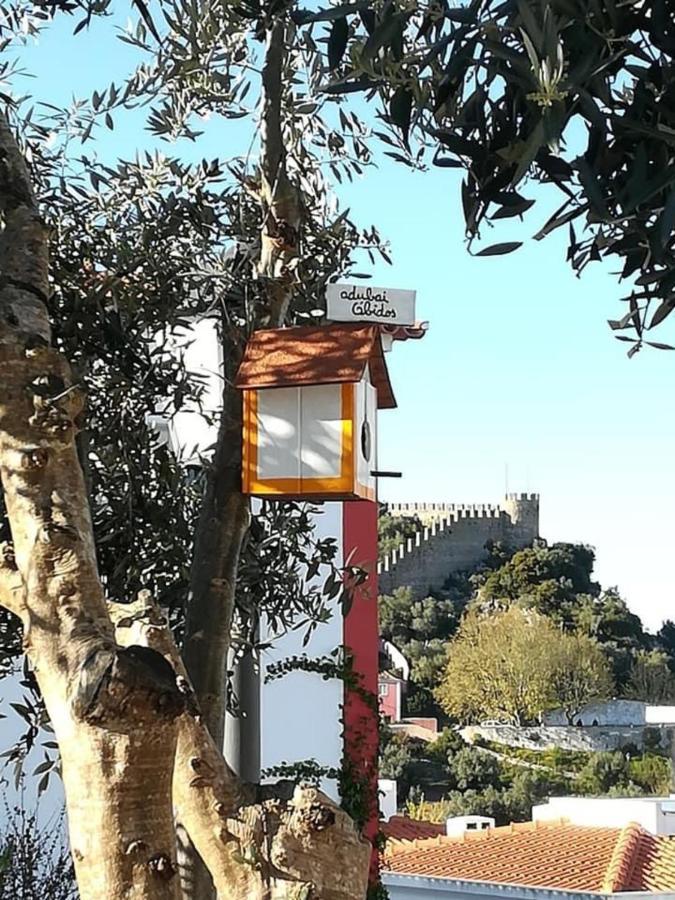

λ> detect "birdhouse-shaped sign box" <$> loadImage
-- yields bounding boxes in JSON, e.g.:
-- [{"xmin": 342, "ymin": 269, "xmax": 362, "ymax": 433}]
[{"xmin": 235, "ymin": 324, "xmax": 396, "ymax": 500}]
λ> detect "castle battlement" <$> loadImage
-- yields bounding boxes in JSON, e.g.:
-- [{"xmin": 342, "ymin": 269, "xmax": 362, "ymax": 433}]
[{"xmin": 378, "ymin": 495, "xmax": 539, "ymax": 598}]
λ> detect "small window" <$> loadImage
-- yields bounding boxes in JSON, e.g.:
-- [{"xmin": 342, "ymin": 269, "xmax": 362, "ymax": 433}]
[
  {"xmin": 466, "ymin": 823, "xmax": 478, "ymax": 830},
  {"xmin": 379, "ymin": 683, "xmax": 389, "ymax": 697}
]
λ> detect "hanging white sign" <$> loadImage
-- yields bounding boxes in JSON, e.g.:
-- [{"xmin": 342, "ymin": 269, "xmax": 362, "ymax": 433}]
[{"xmin": 326, "ymin": 283, "xmax": 416, "ymax": 326}]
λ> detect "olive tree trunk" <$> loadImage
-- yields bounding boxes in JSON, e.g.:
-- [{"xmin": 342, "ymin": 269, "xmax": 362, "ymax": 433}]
[
  {"xmin": 0, "ymin": 112, "xmax": 185, "ymax": 899},
  {"xmin": 0, "ymin": 109, "xmax": 370, "ymax": 900},
  {"xmin": 113, "ymin": 597, "xmax": 370, "ymax": 900},
  {"xmin": 180, "ymin": 17, "xmax": 303, "ymax": 898}
]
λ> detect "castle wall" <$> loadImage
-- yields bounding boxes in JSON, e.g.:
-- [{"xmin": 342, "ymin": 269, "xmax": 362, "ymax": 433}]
[{"xmin": 378, "ymin": 494, "xmax": 539, "ymax": 599}]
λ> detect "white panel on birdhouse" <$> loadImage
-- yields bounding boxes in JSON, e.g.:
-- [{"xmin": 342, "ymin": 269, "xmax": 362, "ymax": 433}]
[
  {"xmin": 300, "ymin": 384, "xmax": 343, "ymax": 479},
  {"xmin": 253, "ymin": 383, "xmax": 345, "ymax": 488},
  {"xmin": 257, "ymin": 387, "xmax": 300, "ymax": 480}
]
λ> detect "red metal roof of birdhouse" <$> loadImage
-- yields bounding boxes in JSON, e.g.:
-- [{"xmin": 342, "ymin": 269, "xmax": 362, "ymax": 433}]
[{"xmin": 234, "ymin": 323, "xmax": 396, "ymax": 409}]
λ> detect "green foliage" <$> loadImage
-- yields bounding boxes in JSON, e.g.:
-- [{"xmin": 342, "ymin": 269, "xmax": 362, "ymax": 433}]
[
  {"xmin": 449, "ymin": 747, "xmax": 501, "ymax": 791},
  {"xmin": 473, "ymin": 546, "xmax": 645, "ymax": 689},
  {"xmin": 629, "ymin": 755, "xmax": 671, "ymax": 795},
  {"xmin": 577, "ymin": 752, "xmax": 631, "ymax": 795},
  {"xmin": 624, "ymin": 651, "xmax": 675, "ymax": 703},
  {"xmin": 0, "ymin": 806, "xmax": 77, "ymax": 900},
  {"xmin": 574, "ymin": 590, "xmax": 648, "ymax": 689},
  {"xmin": 378, "ymin": 514, "xmax": 422, "ymax": 561},
  {"xmin": 406, "ymin": 768, "xmax": 571, "ymax": 826},
  {"xmin": 379, "ymin": 538, "xmax": 652, "ymax": 728},
  {"xmin": 477, "ymin": 543, "xmax": 599, "ymax": 623},
  {"xmin": 436, "ymin": 607, "xmax": 612, "ymax": 725},
  {"xmin": 261, "ymin": 759, "xmax": 339, "ymax": 786},
  {"xmin": 548, "ymin": 632, "xmax": 614, "ymax": 724},
  {"xmin": 383, "ymin": 724, "xmax": 670, "ymax": 826},
  {"xmin": 426, "ymin": 728, "xmax": 465, "ymax": 764},
  {"xmin": 657, "ymin": 621, "xmax": 675, "ymax": 673},
  {"xmin": 379, "ymin": 585, "xmax": 463, "ymax": 719},
  {"xmin": 379, "ymin": 731, "xmax": 417, "ymax": 804},
  {"xmin": 321, "ymin": 0, "xmax": 675, "ymax": 352},
  {"xmin": 502, "ymin": 769, "xmax": 571, "ymax": 822},
  {"xmin": 377, "ymin": 544, "xmax": 512, "ymax": 718},
  {"xmin": 477, "ymin": 740, "xmax": 590, "ymax": 773}
]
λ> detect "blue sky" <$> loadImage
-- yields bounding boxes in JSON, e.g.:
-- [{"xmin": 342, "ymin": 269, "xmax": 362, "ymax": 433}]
[{"xmin": 12, "ymin": 12, "xmax": 675, "ymax": 632}]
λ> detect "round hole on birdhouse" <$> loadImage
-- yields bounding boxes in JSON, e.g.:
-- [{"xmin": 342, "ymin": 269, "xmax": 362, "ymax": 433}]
[{"xmin": 361, "ymin": 421, "xmax": 372, "ymax": 463}]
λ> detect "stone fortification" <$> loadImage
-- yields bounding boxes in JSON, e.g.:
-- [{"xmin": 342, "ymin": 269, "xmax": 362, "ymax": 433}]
[{"xmin": 378, "ymin": 493, "xmax": 539, "ymax": 599}]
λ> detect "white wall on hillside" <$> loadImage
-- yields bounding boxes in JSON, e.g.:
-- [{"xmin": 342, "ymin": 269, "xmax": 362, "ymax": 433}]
[
  {"xmin": 260, "ymin": 502, "xmax": 344, "ymax": 800},
  {"xmin": 544, "ymin": 700, "xmax": 675, "ymax": 727},
  {"xmin": 543, "ymin": 699, "xmax": 647, "ymax": 726}
]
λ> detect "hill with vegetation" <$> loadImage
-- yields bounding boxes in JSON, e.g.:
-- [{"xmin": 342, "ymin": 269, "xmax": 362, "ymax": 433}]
[
  {"xmin": 378, "ymin": 520, "xmax": 675, "ymax": 818},
  {"xmin": 381, "ymin": 726, "xmax": 671, "ymax": 825}
]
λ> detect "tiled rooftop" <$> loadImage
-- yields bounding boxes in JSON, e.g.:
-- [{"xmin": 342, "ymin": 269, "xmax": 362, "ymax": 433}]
[
  {"xmin": 383, "ymin": 819, "xmax": 675, "ymax": 893},
  {"xmin": 381, "ymin": 815, "xmax": 445, "ymax": 842}
]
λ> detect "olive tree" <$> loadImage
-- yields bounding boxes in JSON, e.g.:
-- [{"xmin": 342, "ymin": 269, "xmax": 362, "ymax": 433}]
[{"xmin": 0, "ymin": 0, "xmax": 387, "ymax": 897}]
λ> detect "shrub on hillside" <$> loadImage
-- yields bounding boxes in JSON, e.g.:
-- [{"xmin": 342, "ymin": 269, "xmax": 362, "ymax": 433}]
[
  {"xmin": 577, "ymin": 751, "xmax": 631, "ymax": 794},
  {"xmin": 427, "ymin": 728, "xmax": 465, "ymax": 764},
  {"xmin": 629, "ymin": 755, "xmax": 671, "ymax": 794},
  {"xmin": 450, "ymin": 748, "xmax": 501, "ymax": 791}
]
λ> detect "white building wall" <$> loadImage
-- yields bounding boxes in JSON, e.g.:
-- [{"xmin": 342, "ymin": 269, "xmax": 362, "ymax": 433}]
[
  {"xmin": 542, "ymin": 700, "xmax": 647, "ymax": 727},
  {"xmin": 379, "ymin": 779, "xmax": 397, "ymax": 822},
  {"xmin": 533, "ymin": 796, "xmax": 675, "ymax": 836},
  {"xmin": 166, "ymin": 317, "xmax": 223, "ymax": 461},
  {"xmin": 541, "ymin": 700, "xmax": 675, "ymax": 727},
  {"xmin": 646, "ymin": 706, "xmax": 675, "ymax": 724},
  {"xmin": 158, "ymin": 319, "xmax": 348, "ymax": 799},
  {"xmin": 260, "ymin": 502, "xmax": 344, "ymax": 800}
]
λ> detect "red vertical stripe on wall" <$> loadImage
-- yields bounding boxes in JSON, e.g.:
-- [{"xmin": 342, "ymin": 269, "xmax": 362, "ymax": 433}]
[{"xmin": 342, "ymin": 499, "xmax": 380, "ymax": 872}]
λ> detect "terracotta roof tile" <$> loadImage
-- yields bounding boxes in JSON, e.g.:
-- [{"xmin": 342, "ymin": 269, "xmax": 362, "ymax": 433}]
[
  {"xmin": 235, "ymin": 324, "xmax": 396, "ymax": 409},
  {"xmin": 383, "ymin": 819, "xmax": 675, "ymax": 893},
  {"xmin": 628, "ymin": 831, "xmax": 675, "ymax": 892},
  {"xmin": 381, "ymin": 816, "xmax": 445, "ymax": 842}
]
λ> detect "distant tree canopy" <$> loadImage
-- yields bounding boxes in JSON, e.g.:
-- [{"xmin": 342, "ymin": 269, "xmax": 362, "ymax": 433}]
[
  {"xmin": 625, "ymin": 650, "xmax": 675, "ymax": 704},
  {"xmin": 548, "ymin": 631, "xmax": 615, "ymax": 725},
  {"xmin": 656, "ymin": 620, "xmax": 675, "ymax": 673},
  {"xmin": 379, "ymin": 585, "xmax": 461, "ymax": 717},
  {"xmin": 473, "ymin": 543, "xmax": 646, "ymax": 686},
  {"xmin": 382, "ymin": 725, "xmax": 671, "ymax": 826},
  {"xmin": 475, "ymin": 542, "xmax": 600, "ymax": 621},
  {"xmin": 378, "ymin": 514, "xmax": 423, "ymax": 560},
  {"xmin": 380, "ymin": 527, "xmax": 670, "ymax": 724},
  {"xmin": 436, "ymin": 607, "xmax": 613, "ymax": 725}
]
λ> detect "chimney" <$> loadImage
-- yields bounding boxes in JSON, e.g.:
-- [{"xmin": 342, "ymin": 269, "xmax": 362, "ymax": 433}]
[
  {"xmin": 446, "ymin": 815, "xmax": 495, "ymax": 837},
  {"xmin": 379, "ymin": 779, "xmax": 398, "ymax": 822}
]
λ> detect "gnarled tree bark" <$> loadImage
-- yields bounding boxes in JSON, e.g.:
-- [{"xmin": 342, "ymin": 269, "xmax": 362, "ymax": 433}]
[
  {"xmin": 0, "ymin": 101, "xmax": 370, "ymax": 900},
  {"xmin": 112, "ymin": 597, "xmax": 370, "ymax": 900},
  {"xmin": 0, "ymin": 111, "xmax": 185, "ymax": 899}
]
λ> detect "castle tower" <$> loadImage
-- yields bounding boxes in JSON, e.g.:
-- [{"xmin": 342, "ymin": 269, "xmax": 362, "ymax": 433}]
[{"xmin": 502, "ymin": 493, "xmax": 540, "ymax": 544}]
